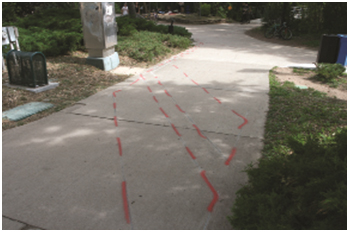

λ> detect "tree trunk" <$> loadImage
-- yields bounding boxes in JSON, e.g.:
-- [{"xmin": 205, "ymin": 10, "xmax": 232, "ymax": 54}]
[{"xmin": 127, "ymin": 2, "xmax": 136, "ymax": 18}]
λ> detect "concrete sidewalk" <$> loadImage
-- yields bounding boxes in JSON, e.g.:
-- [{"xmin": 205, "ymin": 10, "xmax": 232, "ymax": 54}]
[{"xmin": 2, "ymin": 20, "xmax": 317, "ymax": 230}]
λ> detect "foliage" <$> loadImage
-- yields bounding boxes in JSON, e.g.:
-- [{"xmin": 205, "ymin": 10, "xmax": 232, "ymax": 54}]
[
  {"xmin": 201, "ymin": 4, "xmax": 211, "ymax": 17},
  {"xmin": 229, "ymin": 128, "xmax": 347, "ymax": 230},
  {"xmin": 262, "ymin": 2, "xmax": 347, "ymax": 36},
  {"xmin": 228, "ymin": 69, "xmax": 347, "ymax": 230},
  {"xmin": 116, "ymin": 16, "xmax": 192, "ymax": 38},
  {"xmin": 312, "ymin": 63, "xmax": 347, "ymax": 88},
  {"xmin": 315, "ymin": 63, "xmax": 346, "ymax": 80},
  {"xmin": 114, "ymin": 3, "xmax": 121, "ymax": 14},
  {"xmin": 116, "ymin": 31, "xmax": 191, "ymax": 62},
  {"xmin": 2, "ymin": 8, "xmax": 83, "ymax": 57},
  {"xmin": 2, "ymin": 2, "xmax": 79, "ymax": 23},
  {"xmin": 216, "ymin": 6, "xmax": 227, "ymax": 18}
]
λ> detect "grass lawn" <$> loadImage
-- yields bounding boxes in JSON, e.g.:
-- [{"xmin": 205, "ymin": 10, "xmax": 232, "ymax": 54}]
[
  {"xmin": 263, "ymin": 68, "xmax": 347, "ymax": 158},
  {"xmin": 228, "ymin": 68, "xmax": 347, "ymax": 230}
]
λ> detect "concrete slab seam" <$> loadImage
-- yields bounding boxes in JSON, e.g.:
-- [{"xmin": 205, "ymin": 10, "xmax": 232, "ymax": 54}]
[{"xmin": 2, "ymin": 215, "xmax": 46, "ymax": 230}]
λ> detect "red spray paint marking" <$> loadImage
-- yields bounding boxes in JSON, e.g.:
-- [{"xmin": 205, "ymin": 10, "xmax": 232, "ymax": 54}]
[
  {"xmin": 202, "ymin": 87, "xmax": 210, "ymax": 94},
  {"xmin": 183, "ymin": 72, "xmax": 188, "ymax": 77},
  {"xmin": 159, "ymin": 63, "xmax": 164, "ymax": 66},
  {"xmin": 191, "ymin": 79, "xmax": 199, "ymax": 86},
  {"xmin": 214, "ymin": 97, "xmax": 221, "ymax": 104},
  {"xmin": 164, "ymin": 90, "xmax": 172, "ymax": 97},
  {"xmin": 192, "ymin": 124, "xmax": 207, "ymax": 139},
  {"xmin": 147, "ymin": 69, "xmax": 153, "ymax": 72},
  {"xmin": 114, "ymin": 116, "xmax": 118, "ymax": 127},
  {"xmin": 173, "ymin": 65, "xmax": 179, "ymax": 69},
  {"xmin": 225, "ymin": 147, "xmax": 237, "ymax": 166},
  {"xmin": 157, "ymin": 80, "xmax": 163, "ymax": 85},
  {"xmin": 200, "ymin": 170, "xmax": 218, "ymax": 212},
  {"xmin": 147, "ymin": 86, "xmax": 152, "ymax": 93},
  {"xmin": 130, "ymin": 79, "xmax": 139, "ymax": 86},
  {"xmin": 176, "ymin": 104, "xmax": 185, "ymax": 113},
  {"xmin": 113, "ymin": 90, "xmax": 122, "ymax": 97},
  {"xmin": 122, "ymin": 181, "xmax": 130, "ymax": 224},
  {"xmin": 153, "ymin": 96, "xmax": 159, "ymax": 103},
  {"xmin": 117, "ymin": 137, "xmax": 122, "ymax": 156},
  {"xmin": 232, "ymin": 110, "xmax": 248, "ymax": 129},
  {"xmin": 171, "ymin": 123, "xmax": 181, "ymax": 137},
  {"xmin": 159, "ymin": 107, "xmax": 169, "ymax": 118},
  {"xmin": 140, "ymin": 74, "xmax": 145, "ymax": 80},
  {"xmin": 113, "ymin": 103, "xmax": 116, "ymax": 109},
  {"xmin": 185, "ymin": 147, "xmax": 196, "ymax": 160}
]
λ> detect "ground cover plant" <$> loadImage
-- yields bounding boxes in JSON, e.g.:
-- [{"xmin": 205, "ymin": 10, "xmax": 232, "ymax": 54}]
[
  {"xmin": 312, "ymin": 63, "xmax": 347, "ymax": 88},
  {"xmin": 291, "ymin": 64, "xmax": 347, "ymax": 90},
  {"xmin": 228, "ymin": 68, "xmax": 347, "ymax": 229},
  {"xmin": 2, "ymin": 8, "xmax": 83, "ymax": 57}
]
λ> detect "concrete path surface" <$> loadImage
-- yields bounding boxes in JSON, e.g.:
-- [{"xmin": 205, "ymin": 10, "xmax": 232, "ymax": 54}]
[{"xmin": 2, "ymin": 20, "xmax": 317, "ymax": 230}]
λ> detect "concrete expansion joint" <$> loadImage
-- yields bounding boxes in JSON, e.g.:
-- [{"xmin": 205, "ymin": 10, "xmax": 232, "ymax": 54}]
[{"xmin": 3, "ymin": 215, "xmax": 45, "ymax": 230}]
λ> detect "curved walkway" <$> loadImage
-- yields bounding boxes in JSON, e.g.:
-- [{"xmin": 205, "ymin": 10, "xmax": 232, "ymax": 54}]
[{"xmin": 2, "ymin": 20, "xmax": 317, "ymax": 229}]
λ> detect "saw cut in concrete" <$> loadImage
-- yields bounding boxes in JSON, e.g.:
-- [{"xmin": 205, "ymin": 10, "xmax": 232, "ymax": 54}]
[{"xmin": 2, "ymin": 102, "xmax": 54, "ymax": 121}]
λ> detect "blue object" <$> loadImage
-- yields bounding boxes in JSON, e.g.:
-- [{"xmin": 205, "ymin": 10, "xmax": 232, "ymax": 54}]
[
  {"xmin": 2, "ymin": 102, "xmax": 54, "ymax": 121},
  {"xmin": 86, "ymin": 52, "xmax": 119, "ymax": 71},
  {"xmin": 336, "ymin": 34, "xmax": 347, "ymax": 66}
]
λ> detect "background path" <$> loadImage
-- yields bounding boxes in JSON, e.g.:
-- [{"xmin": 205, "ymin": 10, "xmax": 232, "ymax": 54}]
[{"xmin": 2, "ymin": 20, "xmax": 317, "ymax": 230}]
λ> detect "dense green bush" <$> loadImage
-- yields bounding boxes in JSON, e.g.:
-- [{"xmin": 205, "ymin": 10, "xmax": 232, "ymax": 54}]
[
  {"xmin": 315, "ymin": 63, "xmax": 346, "ymax": 80},
  {"xmin": 116, "ymin": 31, "xmax": 191, "ymax": 62},
  {"xmin": 216, "ymin": 6, "xmax": 227, "ymax": 18},
  {"xmin": 2, "ymin": 8, "xmax": 83, "ymax": 56},
  {"xmin": 116, "ymin": 16, "xmax": 192, "ymax": 38},
  {"xmin": 201, "ymin": 3, "xmax": 211, "ymax": 17},
  {"xmin": 228, "ymin": 128, "xmax": 347, "ymax": 230}
]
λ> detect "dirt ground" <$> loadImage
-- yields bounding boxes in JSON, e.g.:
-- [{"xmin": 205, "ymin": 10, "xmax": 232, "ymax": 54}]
[
  {"xmin": 273, "ymin": 67, "xmax": 347, "ymax": 101},
  {"xmin": 245, "ymin": 29, "xmax": 346, "ymax": 101}
]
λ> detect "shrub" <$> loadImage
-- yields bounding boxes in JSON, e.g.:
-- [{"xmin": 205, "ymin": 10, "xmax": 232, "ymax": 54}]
[
  {"xmin": 228, "ymin": 128, "xmax": 347, "ymax": 230},
  {"xmin": 315, "ymin": 63, "xmax": 346, "ymax": 80},
  {"xmin": 116, "ymin": 31, "xmax": 191, "ymax": 62},
  {"xmin": 2, "ymin": 8, "xmax": 83, "ymax": 57},
  {"xmin": 217, "ymin": 6, "xmax": 227, "ymax": 18},
  {"xmin": 116, "ymin": 16, "xmax": 192, "ymax": 38},
  {"xmin": 201, "ymin": 3, "xmax": 211, "ymax": 17}
]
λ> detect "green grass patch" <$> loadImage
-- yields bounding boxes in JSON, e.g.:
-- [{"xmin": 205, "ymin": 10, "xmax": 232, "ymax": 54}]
[
  {"xmin": 116, "ymin": 16, "xmax": 192, "ymax": 38},
  {"xmin": 116, "ymin": 31, "xmax": 192, "ymax": 62},
  {"xmin": 262, "ymin": 69, "xmax": 346, "ymax": 158},
  {"xmin": 292, "ymin": 68, "xmax": 312, "ymax": 75},
  {"xmin": 312, "ymin": 63, "xmax": 347, "ymax": 88},
  {"xmin": 228, "ymin": 68, "xmax": 347, "ymax": 229}
]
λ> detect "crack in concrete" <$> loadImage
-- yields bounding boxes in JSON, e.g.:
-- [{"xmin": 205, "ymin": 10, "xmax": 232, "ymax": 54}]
[
  {"xmin": 68, "ymin": 112, "xmax": 261, "ymax": 139},
  {"xmin": 3, "ymin": 215, "xmax": 46, "ymax": 230}
]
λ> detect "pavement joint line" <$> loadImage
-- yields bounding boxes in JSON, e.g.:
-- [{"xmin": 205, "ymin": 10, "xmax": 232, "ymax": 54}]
[
  {"xmin": 2, "ymin": 215, "xmax": 46, "ymax": 230},
  {"xmin": 67, "ymin": 112, "xmax": 261, "ymax": 139}
]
